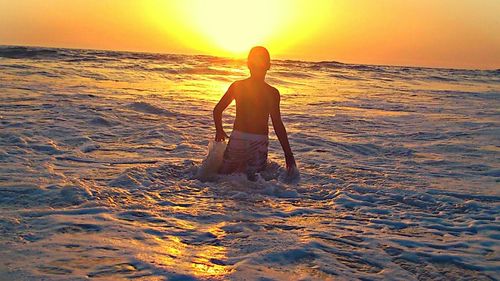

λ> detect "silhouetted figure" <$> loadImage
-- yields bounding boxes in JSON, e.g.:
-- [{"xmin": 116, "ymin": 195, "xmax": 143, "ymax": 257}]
[{"xmin": 213, "ymin": 46, "xmax": 296, "ymax": 180}]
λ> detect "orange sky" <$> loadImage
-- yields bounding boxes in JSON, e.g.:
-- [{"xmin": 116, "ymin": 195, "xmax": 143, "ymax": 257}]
[{"xmin": 0, "ymin": 0, "xmax": 499, "ymax": 69}]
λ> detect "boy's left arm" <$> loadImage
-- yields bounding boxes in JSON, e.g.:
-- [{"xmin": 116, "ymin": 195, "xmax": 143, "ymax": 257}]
[{"xmin": 270, "ymin": 89, "xmax": 296, "ymax": 173}]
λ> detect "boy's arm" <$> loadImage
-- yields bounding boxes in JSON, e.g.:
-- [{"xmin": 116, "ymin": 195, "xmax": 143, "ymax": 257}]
[
  {"xmin": 213, "ymin": 83, "xmax": 236, "ymax": 141},
  {"xmin": 270, "ymin": 89, "xmax": 296, "ymax": 172}
]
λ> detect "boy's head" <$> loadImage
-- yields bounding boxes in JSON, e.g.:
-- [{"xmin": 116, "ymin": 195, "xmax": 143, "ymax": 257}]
[{"xmin": 247, "ymin": 46, "xmax": 270, "ymax": 76}]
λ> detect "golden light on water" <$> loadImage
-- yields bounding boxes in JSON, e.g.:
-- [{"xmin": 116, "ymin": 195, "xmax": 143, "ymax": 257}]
[{"xmin": 141, "ymin": 224, "xmax": 230, "ymax": 278}]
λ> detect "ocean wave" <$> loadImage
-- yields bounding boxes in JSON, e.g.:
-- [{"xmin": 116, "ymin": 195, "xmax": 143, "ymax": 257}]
[
  {"xmin": 313, "ymin": 60, "xmax": 345, "ymax": 68},
  {"xmin": 184, "ymin": 66, "xmax": 235, "ymax": 76},
  {"xmin": 272, "ymin": 70, "xmax": 314, "ymax": 78},
  {"xmin": 126, "ymin": 101, "xmax": 177, "ymax": 116},
  {"xmin": 427, "ymin": 75, "xmax": 459, "ymax": 82},
  {"xmin": 329, "ymin": 73, "xmax": 364, "ymax": 80},
  {"xmin": 0, "ymin": 46, "xmax": 59, "ymax": 59}
]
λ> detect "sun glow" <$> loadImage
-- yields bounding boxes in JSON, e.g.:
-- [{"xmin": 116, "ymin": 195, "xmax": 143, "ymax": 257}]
[
  {"xmin": 1, "ymin": 1, "xmax": 499, "ymax": 68},
  {"xmin": 147, "ymin": 0, "xmax": 332, "ymax": 58},
  {"xmin": 186, "ymin": 0, "xmax": 292, "ymax": 55}
]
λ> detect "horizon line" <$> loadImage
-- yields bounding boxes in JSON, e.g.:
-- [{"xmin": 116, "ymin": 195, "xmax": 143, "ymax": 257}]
[{"xmin": 0, "ymin": 43, "xmax": 497, "ymax": 72}]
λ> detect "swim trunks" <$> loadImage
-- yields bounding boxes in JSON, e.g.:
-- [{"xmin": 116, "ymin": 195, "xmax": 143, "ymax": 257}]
[{"xmin": 218, "ymin": 130, "xmax": 268, "ymax": 175}]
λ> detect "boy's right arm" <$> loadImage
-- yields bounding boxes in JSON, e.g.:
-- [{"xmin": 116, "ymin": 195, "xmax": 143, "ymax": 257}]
[{"xmin": 213, "ymin": 83, "xmax": 236, "ymax": 141}]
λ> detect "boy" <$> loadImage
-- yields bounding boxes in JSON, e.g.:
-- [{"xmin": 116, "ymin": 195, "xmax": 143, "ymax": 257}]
[{"xmin": 213, "ymin": 46, "xmax": 296, "ymax": 179}]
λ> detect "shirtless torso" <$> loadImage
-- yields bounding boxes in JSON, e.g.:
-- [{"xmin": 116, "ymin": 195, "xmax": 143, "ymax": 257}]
[{"xmin": 232, "ymin": 78, "xmax": 278, "ymax": 135}]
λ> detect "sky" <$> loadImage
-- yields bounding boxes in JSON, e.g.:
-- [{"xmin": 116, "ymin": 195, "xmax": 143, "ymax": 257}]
[{"xmin": 0, "ymin": 0, "xmax": 499, "ymax": 69}]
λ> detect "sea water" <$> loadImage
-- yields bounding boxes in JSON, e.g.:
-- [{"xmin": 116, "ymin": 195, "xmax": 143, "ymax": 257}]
[{"xmin": 0, "ymin": 46, "xmax": 499, "ymax": 280}]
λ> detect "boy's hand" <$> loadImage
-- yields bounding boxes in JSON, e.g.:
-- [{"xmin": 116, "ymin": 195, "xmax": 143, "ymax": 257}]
[
  {"xmin": 285, "ymin": 154, "xmax": 296, "ymax": 175},
  {"xmin": 215, "ymin": 130, "xmax": 229, "ymax": 142}
]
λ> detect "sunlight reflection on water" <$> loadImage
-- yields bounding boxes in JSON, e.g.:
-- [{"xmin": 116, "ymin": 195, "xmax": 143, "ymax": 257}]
[{"xmin": 0, "ymin": 46, "xmax": 499, "ymax": 280}]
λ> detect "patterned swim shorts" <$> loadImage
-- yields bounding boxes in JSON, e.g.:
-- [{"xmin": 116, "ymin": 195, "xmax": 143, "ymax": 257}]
[{"xmin": 218, "ymin": 130, "xmax": 269, "ymax": 175}]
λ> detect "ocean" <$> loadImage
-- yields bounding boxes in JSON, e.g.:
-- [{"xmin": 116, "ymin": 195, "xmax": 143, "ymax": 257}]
[{"xmin": 0, "ymin": 45, "xmax": 499, "ymax": 280}]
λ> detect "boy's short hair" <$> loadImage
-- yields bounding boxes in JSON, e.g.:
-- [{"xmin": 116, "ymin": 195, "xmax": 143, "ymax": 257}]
[{"xmin": 248, "ymin": 46, "xmax": 270, "ymax": 70}]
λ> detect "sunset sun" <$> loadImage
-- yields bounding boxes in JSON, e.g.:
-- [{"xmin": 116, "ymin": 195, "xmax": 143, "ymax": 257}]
[{"xmin": 173, "ymin": 0, "xmax": 296, "ymax": 56}]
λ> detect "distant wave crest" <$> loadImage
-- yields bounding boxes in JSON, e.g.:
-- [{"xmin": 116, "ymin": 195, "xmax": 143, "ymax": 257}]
[{"xmin": 0, "ymin": 46, "xmax": 59, "ymax": 59}]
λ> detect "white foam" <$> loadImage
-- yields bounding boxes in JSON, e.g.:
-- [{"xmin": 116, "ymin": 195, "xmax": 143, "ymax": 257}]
[
  {"xmin": 195, "ymin": 140, "xmax": 226, "ymax": 181},
  {"xmin": 0, "ymin": 48, "xmax": 498, "ymax": 280}
]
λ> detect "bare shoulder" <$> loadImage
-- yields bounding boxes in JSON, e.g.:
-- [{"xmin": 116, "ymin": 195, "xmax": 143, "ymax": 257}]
[
  {"xmin": 231, "ymin": 79, "xmax": 248, "ymax": 91},
  {"xmin": 227, "ymin": 80, "xmax": 243, "ymax": 96},
  {"xmin": 231, "ymin": 80, "xmax": 242, "ymax": 89},
  {"xmin": 234, "ymin": 79, "xmax": 247, "ymax": 85},
  {"xmin": 265, "ymin": 83, "xmax": 280, "ymax": 100}
]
